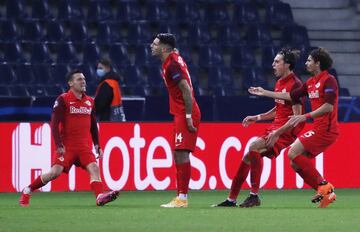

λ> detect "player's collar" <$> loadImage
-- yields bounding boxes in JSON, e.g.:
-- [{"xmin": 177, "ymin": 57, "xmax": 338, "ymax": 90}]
[
  {"xmin": 68, "ymin": 89, "xmax": 87, "ymax": 101},
  {"xmin": 313, "ymin": 70, "xmax": 328, "ymax": 82},
  {"xmin": 279, "ymin": 72, "xmax": 294, "ymax": 84}
]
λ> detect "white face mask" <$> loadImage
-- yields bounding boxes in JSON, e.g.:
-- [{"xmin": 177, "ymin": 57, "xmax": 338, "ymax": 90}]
[{"xmin": 96, "ymin": 68, "xmax": 106, "ymax": 78}]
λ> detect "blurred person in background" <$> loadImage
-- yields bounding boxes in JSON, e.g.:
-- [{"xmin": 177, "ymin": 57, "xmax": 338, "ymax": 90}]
[{"xmin": 95, "ymin": 58, "xmax": 126, "ymax": 122}]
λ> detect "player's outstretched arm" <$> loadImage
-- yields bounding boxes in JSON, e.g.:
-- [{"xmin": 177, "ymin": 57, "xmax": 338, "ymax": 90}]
[
  {"xmin": 242, "ymin": 107, "xmax": 276, "ymax": 127},
  {"xmin": 248, "ymin": 87, "xmax": 291, "ymax": 101},
  {"xmin": 178, "ymin": 79, "xmax": 197, "ymax": 133}
]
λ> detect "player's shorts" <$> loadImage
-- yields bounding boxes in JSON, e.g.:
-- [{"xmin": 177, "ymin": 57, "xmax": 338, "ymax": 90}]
[
  {"xmin": 260, "ymin": 128, "xmax": 296, "ymax": 159},
  {"xmin": 298, "ymin": 129, "xmax": 338, "ymax": 157},
  {"xmin": 52, "ymin": 148, "xmax": 97, "ymax": 173},
  {"xmin": 172, "ymin": 114, "xmax": 201, "ymax": 152}
]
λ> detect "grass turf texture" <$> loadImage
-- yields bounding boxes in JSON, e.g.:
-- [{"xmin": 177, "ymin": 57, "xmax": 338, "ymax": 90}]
[{"xmin": 0, "ymin": 189, "xmax": 359, "ymax": 232}]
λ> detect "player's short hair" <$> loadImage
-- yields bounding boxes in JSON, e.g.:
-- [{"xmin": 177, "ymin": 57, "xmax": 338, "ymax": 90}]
[
  {"xmin": 309, "ymin": 47, "xmax": 333, "ymax": 71},
  {"xmin": 66, "ymin": 69, "xmax": 83, "ymax": 83},
  {"xmin": 155, "ymin": 33, "xmax": 176, "ymax": 50},
  {"xmin": 97, "ymin": 58, "xmax": 112, "ymax": 68},
  {"xmin": 277, "ymin": 48, "xmax": 300, "ymax": 71}
]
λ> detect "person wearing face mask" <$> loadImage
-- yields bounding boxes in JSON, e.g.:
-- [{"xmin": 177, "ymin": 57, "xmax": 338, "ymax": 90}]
[{"xmin": 94, "ymin": 58, "xmax": 126, "ymax": 122}]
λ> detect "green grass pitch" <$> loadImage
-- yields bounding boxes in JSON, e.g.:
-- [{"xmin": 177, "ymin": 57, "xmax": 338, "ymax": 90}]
[{"xmin": 1, "ymin": 189, "xmax": 359, "ymax": 232}]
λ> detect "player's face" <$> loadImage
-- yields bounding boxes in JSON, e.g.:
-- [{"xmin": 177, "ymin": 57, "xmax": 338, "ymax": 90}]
[
  {"xmin": 305, "ymin": 55, "xmax": 319, "ymax": 74},
  {"xmin": 272, "ymin": 54, "xmax": 288, "ymax": 78},
  {"xmin": 150, "ymin": 38, "xmax": 162, "ymax": 57},
  {"xmin": 69, "ymin": 73, "xmax": 86, "ymax": 93}
]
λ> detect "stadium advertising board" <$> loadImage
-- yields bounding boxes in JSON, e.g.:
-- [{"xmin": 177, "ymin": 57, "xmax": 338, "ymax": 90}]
[{"xmin": 0, "ymin": 122, "xmax": 357, "ymax": 192}]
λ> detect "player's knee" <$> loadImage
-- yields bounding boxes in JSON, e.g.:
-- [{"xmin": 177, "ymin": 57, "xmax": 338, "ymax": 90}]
[
  {"xmin": 286, "ymin": 148, "xmax": 297, "ymax": 160},
  {"xmin": 290, "ymin": 161, "xmax": 299, "ymax": 171},
  {"xmin": 242, "ymin": 153, "xmax": 250, "ymax": 163},
  {"xmin": 48, "ymin": 171, "xmax": 61, "ymax": 180}
]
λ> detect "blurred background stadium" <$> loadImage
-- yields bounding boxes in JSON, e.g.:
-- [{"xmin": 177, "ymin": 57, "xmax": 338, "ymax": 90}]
[{"xmin": 0, "ymin": 0, "xmax": 359, "ymax": 122}]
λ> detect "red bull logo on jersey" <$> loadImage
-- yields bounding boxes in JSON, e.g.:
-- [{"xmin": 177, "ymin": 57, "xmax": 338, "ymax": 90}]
[
  {"xmin": 308, "ymin": 90, "xmax": 320, "ymax": 99},
  {"xmin": 69, "ymin": 106, "xmax": 92, "ymax": 114}
]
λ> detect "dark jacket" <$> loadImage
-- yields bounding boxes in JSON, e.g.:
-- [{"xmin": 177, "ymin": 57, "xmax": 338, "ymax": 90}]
[{"xmin": 94, "ymin": 71, "xmax": 124, "ymax": 121}]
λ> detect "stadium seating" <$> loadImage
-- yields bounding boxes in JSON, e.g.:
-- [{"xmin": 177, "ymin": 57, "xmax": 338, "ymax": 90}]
[
  {"xmin": 31, "ymin": 0, "xmax": 54, "ymax": 20},
  {"xmin": 0, "ymin": 21, "xmax": 18, "ymax": 42},
  {"xmin": 20, "ymin": 20, "xmax": 43, "ymax": 42},
  {"xmin": 57, "ymin": 0, "xmax": 84, "ymax": 20},
  {"xmin": 146, "ymin": 2, "xmax": 171, "ymax": 22},
  {"xmin": 87, "ymin": 0, "xmax": 114, "ymax": 21},
  {"xmin": 44, "ymin": 21, "xmax": 65, "ymax": 43},
  {"xmin": 233, "ymin": 2, "xmax": 260, "ymax": 24},
  {"xmin": 82, "ymin": 43, "xmax": 101, "ymax": 64},
  {"xmin": 3, "ymin": 43, "xmax": 27, "ymax": 63},
  {"xmin": 0, "ymin": 0, "xmax": 332, "ymax": 122},
  {"xmin": 6, "ymin": 0, "xmax": 28, "ymax": 19},
  {"xmin": 231, "ymin": 45, "xmax": 256, "ymax": 69},
  {"xmin": 31, "ymin": 43, "xmax": 54, "ymax": 64},
  {"xmin": 14, "ymin": 64, "xmax": 36, "ymax": 84},
  {"xmin": 266, "ymin": 2, "xmax": 294, "ymax": 27},
  {"xmin": 0, "ymin": 64, "xmax": 16, "ymax": 84},
  {"xmin": 116, "ymin": 1, "xmax": 143, "ymax": 22},
  {"xmin": 205, "ymin": 3, "xmax": 230, "ymax": 23}
]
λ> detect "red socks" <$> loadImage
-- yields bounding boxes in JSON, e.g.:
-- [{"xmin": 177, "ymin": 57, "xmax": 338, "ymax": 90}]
[
  {"xmin": 29, "ymin": 176, "xmax": 46, "ymax": 192},
  {"xmin": 249, "ymin": 151, "xmax": 263, "ymax": 194},
  {"xmin": 283, "ymin": 147, "xmax": 324, "ymax": 189},
  {"xmin": 90, "ymin": 181, "xmax": 104, "ymax": 198},
  {"xmin": 229, "ymin": 161, "xmax": 250, "ymax": 200},
  {"xmin": 176, "ymin": 162, "xmax": 191, "ymax": 195}
]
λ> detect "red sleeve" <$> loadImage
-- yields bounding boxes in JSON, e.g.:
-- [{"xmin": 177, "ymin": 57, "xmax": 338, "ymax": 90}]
[
  {"xmin": 323, "ymin": 77, "xmax": 338, "ymax": 105},
  {"xmin": 90, "ymin": 106, "xmax": 99, "ymax": 146},
  {"xmin": 290, "ymin": 79, "xmax": 303, "ymax": 105},
  {"xmin": 290, "ymin": 83, "xmax": 307, "ymax": 103},
  {"xmin": 167, "ymin": 62, "xmax": 186, "ymax": 84},
  {"xmin": 51, "ymin": 96, "xmax": 65, "ymax": 148}
]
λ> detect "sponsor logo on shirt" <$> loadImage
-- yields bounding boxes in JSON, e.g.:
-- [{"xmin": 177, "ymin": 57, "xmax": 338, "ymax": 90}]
[
  {"xmin": 275, "ymin": 99, "xmax": 285, "ymax": 104},
  {"xmin": 69, "ymin": 106, "xmax": 92, "ymax": 114},
  {"xmin": 53, "ymin": 100, "xmax": 58, "ymax": 108},
  {"xmin": 85, "ymin": 100, "xmax": 92, "ymax": 106},
  {"xmin": 315, "ymin": 82, "xmax": 321, "ymax": 88},
  {"xmin": 69, "ymin": 101, "xmax": 75, "ymax": 105},
  {"xmin": 308, "ymin": 90, "xmax": 320, "ymax": 98}
]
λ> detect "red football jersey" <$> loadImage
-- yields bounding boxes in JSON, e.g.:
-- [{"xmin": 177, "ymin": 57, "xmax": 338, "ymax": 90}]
[
  {"xmin": 291, "ymin": 70, "xmax": 339, "ymax": 134},
  {"xmin": 51, "ymin": 90, "xmax": 98, "ymax": 149},
  {"xmin": 162, "ymin": 52, "xmax": 200, "ymax": 116},
  {"xmin": 272, "ymin": 73, "xmax": 305, "ymax": 135}
]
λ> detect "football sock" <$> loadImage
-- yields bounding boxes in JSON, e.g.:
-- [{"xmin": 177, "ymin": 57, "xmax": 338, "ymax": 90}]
[
  {"xmin": 28, "ymin": 176, "xmax": 46, "ymax": 192},
  {"xmin": 291, "ymin": 161, "xmax": 317, "ymax": 190},
  {"xmin": 90, "ymin": 181, "xmax": 104, "ymax": 198},
  {"xmin": 178, "ymin": 193, "xmax": 188, "ymax": 200},
  {"xmin": 249, "ymin": 151, "xmax": 263, "ymax": 194},
  {"xmin": 176, "ymin": 162, "xmax": 191, "ymax": 195},
  {"xmin": 292, "ymin": 155, "xmax": 324, "ymax": 188},
  {"xmin": 229, "ymin": 161, "xmax": 250, "ymax": 200}
]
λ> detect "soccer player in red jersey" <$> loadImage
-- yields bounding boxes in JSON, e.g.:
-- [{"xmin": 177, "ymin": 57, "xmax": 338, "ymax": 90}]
[
  {"xmin": 249, "ymin": 48, "xmax": 338, "ymax": 208},
  {"xmin": 214, "ymin": 48, "xmax": 305, "ymax": 208},
  {"xmin": 151, "ymin": 33, "xmax": 201, "ymax": 208},
  {"xmin": 19, "ymin": 70, "xmax": 120, "ymax": 207}
]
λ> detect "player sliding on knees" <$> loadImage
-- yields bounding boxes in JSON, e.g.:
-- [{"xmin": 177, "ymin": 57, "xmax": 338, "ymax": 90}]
[
  {"xmin": 213, "ymin": 48, "xmax": 305, "ymax": 208},
  {"xmin": 19, "ymin": 70, "xmax": 120, "ymax": 207},
  {"xmin": 248, "ymin": 48, "xmax": 339, "ymax": 208}
]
